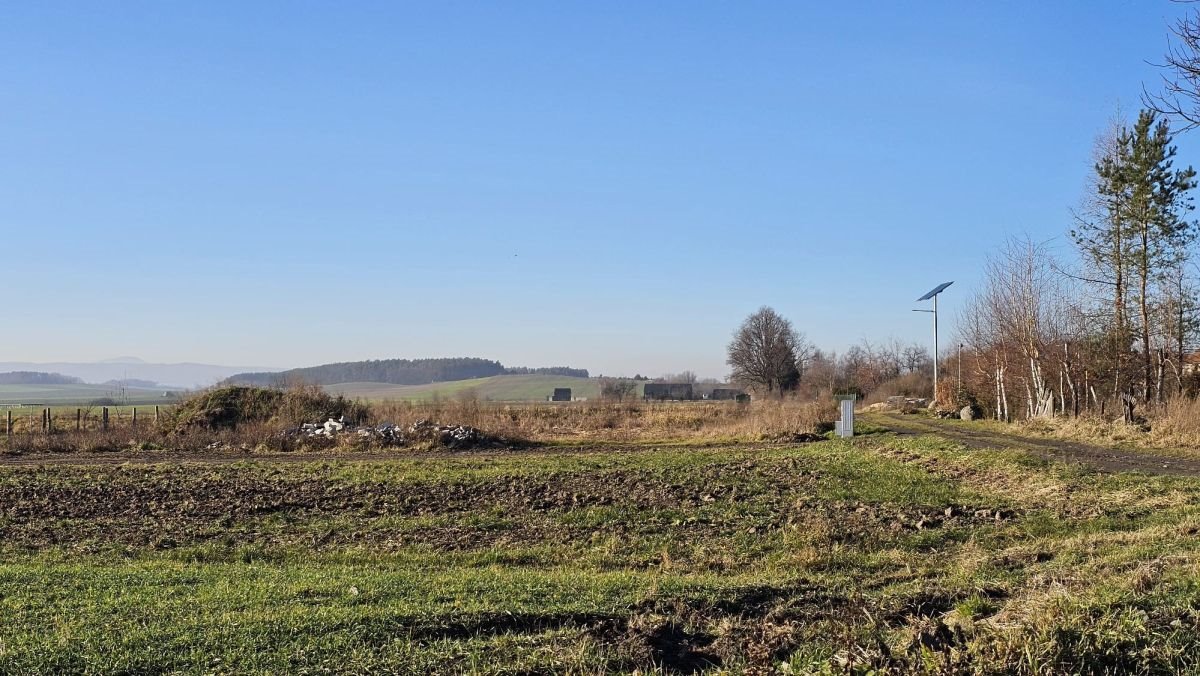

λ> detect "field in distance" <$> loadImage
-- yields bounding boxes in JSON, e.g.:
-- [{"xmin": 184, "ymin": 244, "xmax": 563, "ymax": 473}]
[
  {"xmin": 0, "ymin": 383, "xmax": 178, "ymax": 406},
  {"xmin": 325, "ymin": 374, "xmax": 622, "ymax": 402}
]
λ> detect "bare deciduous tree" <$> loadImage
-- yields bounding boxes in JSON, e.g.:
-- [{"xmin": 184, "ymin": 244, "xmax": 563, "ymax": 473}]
[
  {"xmin": 1071, "ymin": 113, "xmax": 1133, "ymax": 401},
  {"xmin": 726, "ymin": 307, "xmax": 807, "ymax": 395},
  {"xmin": 658, "ymin": 371, "xmax": 698, "ymax": 384},
  {"xmin": 1146, "ymin": 6, "xmax": 1200, "ymax": 129},
  {"xmin": 599, "ymin": 378, "xmax": 638, "ymax": 402},
  {"xmin": 959, "ymin": 237, "xmax": 1072, "ymax": 419}
]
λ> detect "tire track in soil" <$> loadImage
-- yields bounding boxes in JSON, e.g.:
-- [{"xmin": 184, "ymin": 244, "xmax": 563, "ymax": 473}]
[{"xmin": 870, "ymin": 413, "xmax": 1200, "ymax": 477}]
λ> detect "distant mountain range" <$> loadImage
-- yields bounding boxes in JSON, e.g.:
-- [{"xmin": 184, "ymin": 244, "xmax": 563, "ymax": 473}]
[
  {"xmin": 1, "ymin": 357, "xmax": 590, "ymax": 391},
  {"xmin": 0, "ymin": 359, "xmax": 283, "ymax": 389}
]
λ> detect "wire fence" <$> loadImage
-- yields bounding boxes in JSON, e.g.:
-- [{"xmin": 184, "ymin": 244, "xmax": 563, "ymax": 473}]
[{"xmin": 3, "ymin": 405, "xmax": 166, "ymax": 436}]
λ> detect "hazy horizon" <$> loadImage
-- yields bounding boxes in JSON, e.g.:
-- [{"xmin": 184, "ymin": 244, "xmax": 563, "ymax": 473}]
[{"xmin": 4, "ymin": 2, "xmax": 1192, "ymax": 378}]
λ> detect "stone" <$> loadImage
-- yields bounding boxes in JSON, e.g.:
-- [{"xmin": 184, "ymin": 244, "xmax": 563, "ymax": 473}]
[{"xmin": 960, "ymin": 406, "xmax": 977, "ymax": 421}]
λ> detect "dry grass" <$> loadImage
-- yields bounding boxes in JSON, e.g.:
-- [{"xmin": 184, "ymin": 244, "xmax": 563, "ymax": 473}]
[
  {"xmin": 0, "ymin": 420, "xmax": 308, "ymax": 455},
  {"xmin": 1, "ymin": 388, "xmax": 839, "ymax": 454},
  {"xmin": 370, "ymin": 397, "xmax": 838, "ymax": 443},
  {"xmin": 1, "ymin": 406, "xmax": 154, "ymax": 434},
  {"xmin": 1016, "ymin": 396, "xmax": 1200, "ymax": 450},
  {"xmin": 1020, "ymin": 416, "xmax": 1148, "ymax": 444},
  {"xmin": 1148, "ymin": 396, "xmax": 1200, "ymax": 447}
]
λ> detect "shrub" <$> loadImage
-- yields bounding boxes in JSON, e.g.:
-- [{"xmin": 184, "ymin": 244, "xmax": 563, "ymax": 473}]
[{"xmin": 167, "ymin": 385, "xmax": 368, "ymax": 432}]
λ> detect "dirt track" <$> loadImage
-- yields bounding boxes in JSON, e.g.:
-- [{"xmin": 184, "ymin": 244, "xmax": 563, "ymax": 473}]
[{"xmin": 869, "ymin": 412, "xmax": 1200, "ymax": 478}]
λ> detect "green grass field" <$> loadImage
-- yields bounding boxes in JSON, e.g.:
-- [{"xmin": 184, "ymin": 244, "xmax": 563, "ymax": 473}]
[
  {"xmin": 1, "ymin": 433, "xmax": 1198, "ymax": 673},
  {"xmin": 0, "ymin": 383, "xmax": 180, "ymax": 406},
  {"xmin": 326, "ymin": 374, "xmax": 612, "ymax": 402}
]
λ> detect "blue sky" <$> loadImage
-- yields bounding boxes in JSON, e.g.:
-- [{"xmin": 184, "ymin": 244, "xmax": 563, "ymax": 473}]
[{"xmin": 1, "ymin": 1, "xmax": 1194, "ymax": 377}]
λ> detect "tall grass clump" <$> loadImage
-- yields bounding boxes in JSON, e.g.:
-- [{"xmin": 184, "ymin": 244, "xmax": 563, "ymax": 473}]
[
  {"xmin": 168, "ymin": 384, "xmax": 369, "ymax": 431},
  {"xmin": 1016, "ymin": 394, "xmax": 1200, "ymax": 450},
  {"xmin": 1148, "ymin": 395, "xmax": 1200, "ymax": 447}
]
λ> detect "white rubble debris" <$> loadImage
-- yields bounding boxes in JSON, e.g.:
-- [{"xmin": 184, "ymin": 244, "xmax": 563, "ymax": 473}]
[{"xmin": 279, "ymin": 417, "xmax": 493, "ymax": 448}]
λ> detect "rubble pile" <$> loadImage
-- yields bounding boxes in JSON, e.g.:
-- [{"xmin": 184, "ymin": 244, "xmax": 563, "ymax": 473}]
[
  {"xmin": 405, "ymin": 419, "xmax": 490, "ymax": 448},
  {"xmin": 885, "ymin": 396, "xmax": 929, "ymax": 409},
  {"xmin": 278, "ymin": 417, "xmax": 495, "ymax": 449},
  {"xmin": 296, "ymin": 417, "xmax": 349, "ymax": 438},
  {"xmin": 357, "ymin": 423, "xmax": 406, "ymax": 443}
]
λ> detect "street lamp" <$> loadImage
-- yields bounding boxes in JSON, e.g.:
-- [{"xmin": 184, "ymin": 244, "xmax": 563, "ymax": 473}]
[
  {"xmin": 958, "ymin": 342, "xmax": 964, "ymax": 392},
  {"xmin": 914, "ymin": 281, "xmax": 953, "ymax": 403}
]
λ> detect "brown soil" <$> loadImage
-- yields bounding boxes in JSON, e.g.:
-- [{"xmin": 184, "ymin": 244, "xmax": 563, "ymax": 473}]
[
  {"xmin": 0, "ymin": 451, "xmax": 1003, "ymax": 554},
  {"xmin": 0, "ymin": 440, "xmax": 780, "ymax": 467}
]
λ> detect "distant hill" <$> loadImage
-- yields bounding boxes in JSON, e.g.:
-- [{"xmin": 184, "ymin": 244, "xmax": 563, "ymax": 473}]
[
  {"xmin": 102, "ymin": 378, "xmax": 159, "ymax": 389},
  {"xmin": 0, "ymin": 371, "xmax": 83, "ymax": 385},
  {"xmin": 0, "ymin": 360, "xmax": 282, "ymax": 389},
  {"xmin": 97, "ymin": 356, "xmax": 147, "ymax": 364},
  {"xmin": 326, "ymin": 374, "xmax": 608, "ymax": 402},
  {"xmin": 226, "ymin": 358, "xmax": 589, "ymax": 387}
]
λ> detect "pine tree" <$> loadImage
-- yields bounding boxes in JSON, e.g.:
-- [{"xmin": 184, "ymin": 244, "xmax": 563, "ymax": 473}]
[
  {"xmin": 1071, "ymin": 110, "xmax": 1197, "ymax": 405},
  {"xmin": 1123, "ymin": 110, "xmax": 1197, "ymax": 402}
]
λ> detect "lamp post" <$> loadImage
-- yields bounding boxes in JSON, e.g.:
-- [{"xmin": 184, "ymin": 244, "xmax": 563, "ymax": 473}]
[
  {"xmin": 914, "ymin": 282, "xmax": 953, "ymax": 403},
  {"xmin": 958, "ymin": 342, "xmax": 963, "ymax": 392}
]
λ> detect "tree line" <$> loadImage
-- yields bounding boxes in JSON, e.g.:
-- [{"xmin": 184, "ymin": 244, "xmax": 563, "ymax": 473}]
[
  {"xmin": 725, "ymin": 107, "xmax": 1200, "ymax": 420},
  {"xmin": 722, "ymin": 8, "xmax": 1200, "ymax": 420},
  {"xmin": 958, "ymin": 111, "xmax": 1198, "ymax": 420},
  {"xmin": 0, "ymin": 371, "xmax": 84, "ymax": 385},
  {"xmin": 726, "ymin": 307, "xmax": 933, "ymax": 401},
  {"xmin": 502, "ymin": 366, "xmax": 590, "ymax": 378}
]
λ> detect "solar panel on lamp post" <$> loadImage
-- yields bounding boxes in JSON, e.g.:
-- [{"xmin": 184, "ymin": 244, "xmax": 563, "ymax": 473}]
[{"xmin": 914, "ymin": 281, "xmax": 953, "ymax": 405}]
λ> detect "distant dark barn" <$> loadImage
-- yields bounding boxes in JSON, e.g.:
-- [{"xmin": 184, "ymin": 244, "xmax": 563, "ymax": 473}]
[
  {"xmin": 643, "ymin": 383, "xmax": 694, "ymax": 401},
  {"xmin": 708, "ymin": 388, "xmax": 744, "ymax": 401},
  {"xmin": 551, "ymin": 388, "xmax": 572, "ymax": 402}
]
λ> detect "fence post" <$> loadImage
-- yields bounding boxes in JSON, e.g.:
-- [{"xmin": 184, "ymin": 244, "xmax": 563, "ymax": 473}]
[
  {"xmin": 45, "ymin": 408, "xmax": 51, "ymax": 434},
  {"xmin": 76, "ymin": 408, "xmax": 81, "ymax": 432},
  {"xmin": 132, "ymin": 408, "xmax": 137, "ymax": 430},
  {"xmin": 154, "ymin": 405, "xmax": 160, "ymax": 423},
  {"xmin": 5, "ymin": 410, "xmax": 10, "ymax": 438},
  {"xmin": 102, "ymin": 407, "xmax": 109, "ymax": 431}
]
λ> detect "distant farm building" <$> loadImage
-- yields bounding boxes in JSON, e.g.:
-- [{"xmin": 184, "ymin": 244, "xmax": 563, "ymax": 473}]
[
  {"xmin": 708, "ymin": 388, "xmax": 745, "ymax": 401},
  {"xmin": 643, "ymin": 383, "xmax": 694, "ymax": 401},
  {"xmin": 550, "ymin": 388, "xmax": 572, "ymax": 402}
]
